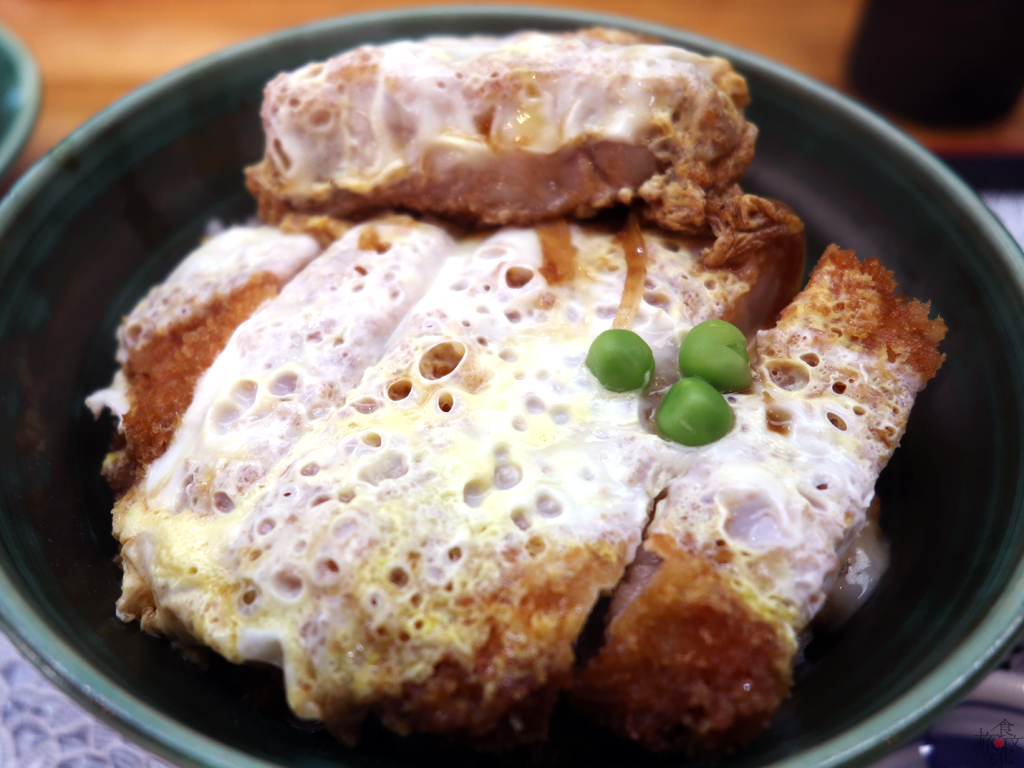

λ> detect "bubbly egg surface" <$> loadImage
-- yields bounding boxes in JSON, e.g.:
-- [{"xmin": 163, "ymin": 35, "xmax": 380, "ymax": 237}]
[
  {"xmin": 265, "ymin": 32, "xmax": 742, "ymax": 195},
  {"xmin": 107, "ymin": 214, "xmax": 929, "ymax": 744},
  {"xmin": 117, "ymin": 226, "xmax": 321, "ymax": 364},
  {"xmin": 114, "ymin": 218, "xmax": 788, "ymax": 725}
]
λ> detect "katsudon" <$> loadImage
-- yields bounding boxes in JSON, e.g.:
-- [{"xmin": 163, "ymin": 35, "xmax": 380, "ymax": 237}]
[{"xmin": 88, "ymin": 28, "xmax": 946, "ymax": 755}]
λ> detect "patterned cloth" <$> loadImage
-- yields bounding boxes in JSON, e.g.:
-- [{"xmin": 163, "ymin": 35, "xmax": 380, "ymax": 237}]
[
  {"xmin": 0, "ymin": 635, "xmax": 172, "ymax": 768},
  {"xmin": 1, "ymin": 192, "xmax": 1021, "ymax": 767}
]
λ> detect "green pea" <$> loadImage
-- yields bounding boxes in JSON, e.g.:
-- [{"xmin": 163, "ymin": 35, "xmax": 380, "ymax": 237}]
[
  {"xmin": 586, "ymin": 329, "xmax": 656, "ymax": 392},
  {"xmin": 678, "ymin": 319, "xmax": 752, "ymax": 392},
  {"xmin": 656, "ymin": 377, "xmax": 734, "ymax": 446}
]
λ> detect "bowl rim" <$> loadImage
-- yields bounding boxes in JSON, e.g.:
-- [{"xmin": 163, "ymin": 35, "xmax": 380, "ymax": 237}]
[
  {"xmin": 1, "ymin": 5, "xmax": 1024, "ymax": 768},
  {"xmin": 0, "ymin": 23, "xmax": 41, "ymax": 183}
]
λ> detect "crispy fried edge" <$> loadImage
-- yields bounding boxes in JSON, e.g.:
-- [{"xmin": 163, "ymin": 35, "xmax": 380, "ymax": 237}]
[
  {"xmin": 704, "ymin": 194, "xmax": 807, "ymax": 332},
  {"xmin": 573, "ymin": 534, "xmax": 795, "ymax": 754},
  {"xmin": 779, "ymin": 244, "xmax": 947, "ymax": 382},
  {"xmin": 103, "ymin": 273, "xmax": 281, "ymax": 495},
  {"xmin": 758, "ymin": 244, "xmax": 947, "ymax": 457}
]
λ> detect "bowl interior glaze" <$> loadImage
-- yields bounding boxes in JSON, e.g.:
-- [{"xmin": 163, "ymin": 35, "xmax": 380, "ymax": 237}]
[{"xmin": 1, "ymin": 8, "xmax": 1023, "ymax": 768}]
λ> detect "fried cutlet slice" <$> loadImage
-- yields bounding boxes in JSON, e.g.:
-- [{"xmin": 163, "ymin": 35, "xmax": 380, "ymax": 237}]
[
  {"xmin": 86, "ymin": 226, "xmax": 321, "ymax": 495},
  {"xmin": 114, "ymin": 217, "xmax": 458, "ymax": 628},
  {"xmin": 245, "ymin": 29, "xmax": 759, "ymax": 244},
  {"xmin": 574, "ymin": 246, "xmax": 947, "ymax": 753},
  {"xmin": 121, "ymin": 217, "xmax": 455, "ymax": 516},
  {"xmin": 110, "ymin": 217, "xmax": 803, "ymax": 746}
]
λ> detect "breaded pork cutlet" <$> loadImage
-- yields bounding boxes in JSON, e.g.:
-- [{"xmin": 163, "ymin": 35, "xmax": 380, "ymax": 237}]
[
  {"xmin": 109, "ymin": 216, "xmax": 804, "ymax": 745},
  {"xmin": 86, "ymin": 227, "xmax": 321, "ymax": 495},
  {"xmin": 93, "ymin": 223, "xmax": 943, "ymax": 753},
  {"xmin": 575, "ymin": 247, "xmax": 946, "ymax": 753},
  {"xmin": 245, "ymin": 29, "xmax": 790, "ymax": 255}
]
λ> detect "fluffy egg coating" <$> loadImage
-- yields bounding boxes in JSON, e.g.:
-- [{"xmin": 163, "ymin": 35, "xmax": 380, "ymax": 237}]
[{"xmin": 111, "ymin": 217, "xmax": 794, "ymax": 743}]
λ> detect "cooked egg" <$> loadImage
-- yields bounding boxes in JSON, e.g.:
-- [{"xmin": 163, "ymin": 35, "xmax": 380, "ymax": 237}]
[
  {"xmin": 263, "ymin": 33, "xmax": 744, "ymax": 194},
  {"xmin": 112, "ymin": 217, "xmax": 785, "ymax": 734}
]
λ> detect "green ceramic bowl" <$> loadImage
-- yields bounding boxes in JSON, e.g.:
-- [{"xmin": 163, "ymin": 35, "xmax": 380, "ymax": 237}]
[
  {"xmin": 0, "ymin": 7, "xmax": 1022, "ymax": 768},
  {"xmin": 0, "ymin": 24, "xmax": 40, "ymax": 181}
]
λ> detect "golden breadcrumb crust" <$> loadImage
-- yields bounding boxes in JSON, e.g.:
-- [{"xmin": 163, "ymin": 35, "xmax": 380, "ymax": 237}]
[
  {"xmin": 758, "ymin": 245, "xmax": 947, "ymax": 456},
  {"xmin": 574, "ymin": 534, "xmax": 794, "ymax": 754},
  {"xmin": 775, "ymin": 245, "xmax": 947, "ymax": 382},
  {"xmin": 103, "ymin": 273, "xmax": 280, "ymax": 494},
  {"xmin": 703, "ymin": 192, "xmax": 804, "ymax": 268},
  {"xmin": 708, "ymin": 195, "xmax": 806, "ymax": 330},
  {"xmin": 317, "ymin": 543, "xmax": 628, "ymax": 747}
]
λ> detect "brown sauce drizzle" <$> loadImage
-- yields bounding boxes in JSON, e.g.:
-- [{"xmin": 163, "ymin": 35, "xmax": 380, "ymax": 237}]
[
  {"xmin": 766, "ymin": 405, "xmax": 792, "ymax": 435},
  {"xmin": 357, "ymin": 226, "xmax": 391, "ymax": 254},
  {"xmin": 612, "ymin": 213, "xmax": 648, "ymax": 330},
  {"xmin": 763, "ymin": 392, "xmax": 791, "ymax": 435},
  {"xmin": 537, "ymin": 219, "xmax": 576, "ymax": 285}
]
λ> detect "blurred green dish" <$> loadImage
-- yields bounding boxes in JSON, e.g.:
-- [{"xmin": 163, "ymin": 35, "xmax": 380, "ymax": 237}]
[
  {"xmin": 0, "ymin": 6, "xmax": 1023, "ymax": 768},
  {"xmin": 0, "ymin": 24, "xmax": 39, "ymax": 182}
]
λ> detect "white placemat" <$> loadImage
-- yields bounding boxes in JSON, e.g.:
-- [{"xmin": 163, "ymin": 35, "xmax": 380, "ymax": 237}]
[
  {"xmin": 983, "ymin": 191, "xmax": 1024, "ymax": 246},
  {"xmin": 1, "ymin": 192, "xmax": 1022, "ymax": 767}
]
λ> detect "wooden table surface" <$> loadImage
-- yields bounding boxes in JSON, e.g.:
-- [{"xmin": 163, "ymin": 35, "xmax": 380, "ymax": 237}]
[{"xmin": 2, "ymin": 0, "xmax": 1024, "ymax": 180}]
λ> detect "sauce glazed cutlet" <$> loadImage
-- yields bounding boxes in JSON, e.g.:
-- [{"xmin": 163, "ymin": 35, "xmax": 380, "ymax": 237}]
[
  {"xmin": 245, "ymin": 28, "xmax": 800, "ymax": 258},
  {"xmin": 87, "ymin": 27, "xmax": 948, "ymax": 757}
]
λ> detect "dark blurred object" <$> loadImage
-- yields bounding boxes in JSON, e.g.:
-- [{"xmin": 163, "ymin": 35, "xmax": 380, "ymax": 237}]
[
  {"xmin": 849, "ymin": 0, "xmax": 1024, "ymax": 127},
  {"xmin": 942, "ymin": 154, "xmax": 1024, "ymax": 190}
]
